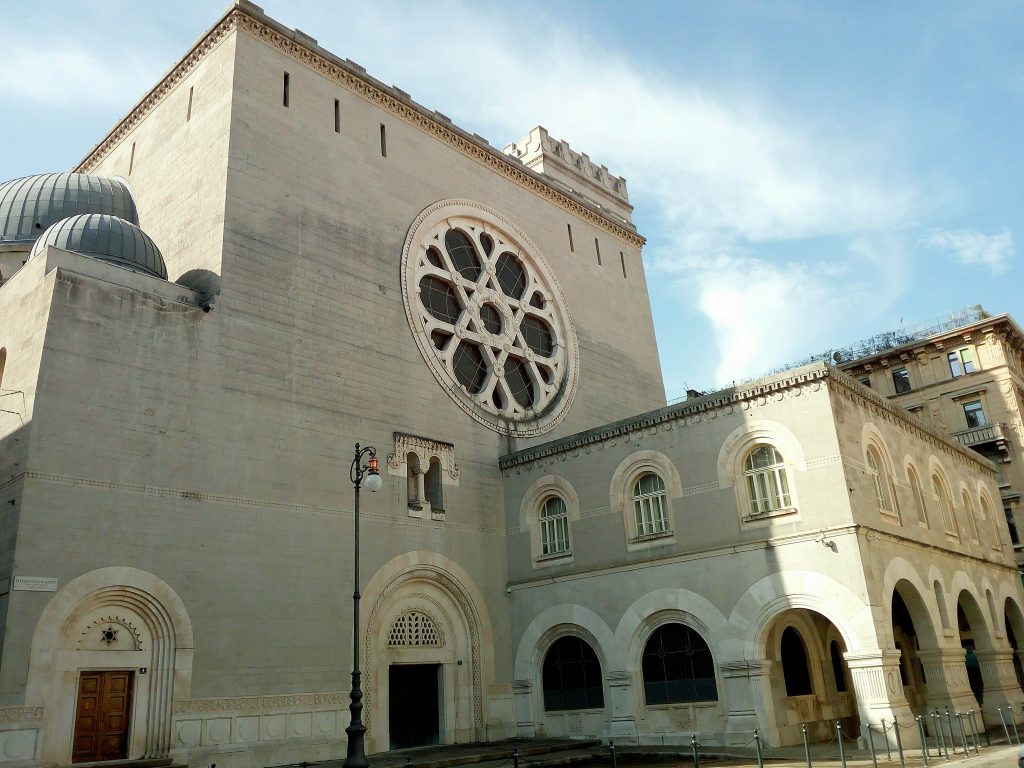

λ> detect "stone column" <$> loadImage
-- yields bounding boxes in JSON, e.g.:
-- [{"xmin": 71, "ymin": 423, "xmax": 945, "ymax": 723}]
[
  {"xmin": 719, "ymin": 660, "xmax": 776, "ymax": 746},
  {"xmin": 844, "ymin": 649, "xmax": 918, "ymax": 748},
  {"xmin": 917, "ymin": 648, "xmax": 980, "ymax": 720},
  {"xmin": 511, "ymin": 680, "xmax": 536, "ymax": 737},
  {"xmin": 605, "ymin": 670, "xmax": 638, "ymax": 743},
  {"xmin": 975, "ymin": 649, "xmax": 1024, "ymax": 723}
]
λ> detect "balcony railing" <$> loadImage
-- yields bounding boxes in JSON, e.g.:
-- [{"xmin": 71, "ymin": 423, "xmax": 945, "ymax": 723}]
[{"xmin": 952, "ymin": 422, "xmax": 1008, "ymax": 449}]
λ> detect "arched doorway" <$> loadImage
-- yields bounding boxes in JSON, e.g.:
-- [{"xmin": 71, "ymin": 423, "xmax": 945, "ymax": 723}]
[
  {"xmin": 1004, "ymin": 598, "xmax": 1024, "ymax": 692},
  {"xmin": 956, "ymin": 590, "xmax": 994, "ymax": 708},
  {"xmin": 25, "ymin": 568, "xmax": 192, "ymax": 766},
  {"xmin": 363, "ymin": 562, "xmax": 485, "ymax": 752},
  {"xmin": 763, "ymin": 610, "xmax": 857, "ymax": 744}
]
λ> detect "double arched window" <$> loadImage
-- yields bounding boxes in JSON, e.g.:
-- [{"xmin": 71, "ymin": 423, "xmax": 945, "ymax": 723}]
[
  {"xmin": 540, "ymin": 496, "xmax": 570, "ymax": 556},
  {"xmin": 542, "ymin": 636, "xmax": 605, "ymax": 711},
  {"xmin": 744, "ymin": 445, "xmax": 791, "ymax": 516},
  {"xmin": 633, "ymin": 473, "xmax": 669, "ymax": 538},
  {"xmin": 641, "ymin": 624, "xmax": 718, "ymax": 705}
]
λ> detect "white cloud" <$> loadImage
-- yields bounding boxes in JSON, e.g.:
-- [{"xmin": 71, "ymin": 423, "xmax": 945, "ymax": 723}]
[
  {"xmin": 924, "ymin": 228, "xmax": 1014, "ymax": 275},
  {"xmin": 0, "ymin": 39, "xmax": 161, "ymax": 108}
]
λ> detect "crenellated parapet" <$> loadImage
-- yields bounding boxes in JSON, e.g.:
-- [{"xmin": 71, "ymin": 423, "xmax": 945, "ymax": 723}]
[{"xmin": 503, "ymin": 126, "xmax": 632, "ymax": 223}]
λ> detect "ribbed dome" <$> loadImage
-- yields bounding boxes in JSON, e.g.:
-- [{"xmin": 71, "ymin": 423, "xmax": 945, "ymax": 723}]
[
  {"xmin": 29, "ymin": 215, "xmax": 167, "ymax": 280},
  {"xmin": 0, "ymin": 173, "xmax": 138, "ymax": 246}
]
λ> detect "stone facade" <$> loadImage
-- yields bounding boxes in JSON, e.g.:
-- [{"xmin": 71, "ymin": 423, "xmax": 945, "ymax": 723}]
[{"xmin": 0, "ymin": 3, "xmax": 1022, "ymax": 768}]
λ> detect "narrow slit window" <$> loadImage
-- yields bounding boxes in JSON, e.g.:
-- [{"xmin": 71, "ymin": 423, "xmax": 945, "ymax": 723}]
[
  {"xmin": 187, "ymin": 86, "xmax": 194, "ymax": 122},
  {"xmin": 334, "ymin": 99, "xmax": 340, "ymax": 133},
  {"xmin": 567, "ymin": 224, "xmax": 574, "ymax": 252},
  {"xmin": 594, "ymin": 238, "xmax": 602, "ymax": 265},
  {"xmin": 380, "ymin": 124, "xmax": 387, "ymax": 157},
  {"xmin": 283, "ymin": 72, "xmax": 290, "ymax": 107},
  {"xmin": 128, "ymin": 142, "xmax": 136, "ymax": 175},
  {"xmin": 620, "ymin": 251, "xmax": 627, "ymax": 278}
]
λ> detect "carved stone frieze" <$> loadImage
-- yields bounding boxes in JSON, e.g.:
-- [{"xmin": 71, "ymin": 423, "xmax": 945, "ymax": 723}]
[{"xmin": 173, "ymin": 692, "xmax": 345, "ymax": 715}]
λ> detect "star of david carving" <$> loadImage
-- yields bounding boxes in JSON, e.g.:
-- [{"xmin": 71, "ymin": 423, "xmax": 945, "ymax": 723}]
[{"xmin": 100, "ymin": 627, "xmax": 118, "ymax": 645}]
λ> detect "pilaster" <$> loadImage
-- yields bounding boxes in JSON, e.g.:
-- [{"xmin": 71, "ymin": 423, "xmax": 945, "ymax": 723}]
[
  {"xmin": 844, "ymin": 649, "xmax": 918, "ymax": 747},
  {"xmin": 605, "ymin": 671, "xmax": 638, "ymax": 742},
  {"xmin": 511, "ymin": 680, "xmax": 536, "ymax": 737},
  {"xmin": 974, "ymin": 649, "xmax": 1024, "ymax": 722},
  {"xmin": 719, "ymin": 659, "xmax": 775, "ymax": 746},
  {"xmin": 917, "ymin": 648, "xmax": 980, "ymax": 716}
]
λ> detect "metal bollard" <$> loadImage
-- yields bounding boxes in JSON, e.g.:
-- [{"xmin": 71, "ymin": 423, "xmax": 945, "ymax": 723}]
[
  {"xmin": 980, "ymin": 708, "xmax": 991, "ymax": 746},
  {"xmin": 999, "ymin": 707, "xmax": 1012, "ymax": 746},
  {"xmin": 514, "ymin": 747, "xmax": 521, "ymax": 768},
  {"xmin": 933, "ymin": 711, "xmax": 948, "ymax": 761},
  {"xmin": 866, "ymin": 724, "xmax": 878, "ymax": 768},
  {"xmin": 967, "ymin": 709, "xmax": 980, "ymax": 754},
  {"xmin": 882, "ymin": 719, "xmax": 891, "ymax": 761},
  {"xmin": 956, "ymin": 713, "xmax": 969, "ymax": 754},
  {"xmin": 754, "ymin": 729, "xmax": 764, "ymax": 768},
  {"xmin": 606, "ymin": 742, "xmax": 614, "ymax": 768},
  {"xmin": 1012, "ymin": 710, "xmax": 1021, "ymax": 746},
  {"xmin": 893, "ymin": 718, "xmax": 906, "ymax": 768},
  {"xmin": 836, "ymin": 721, "xmax": 847, "ymax": 768},
  {"xmin": 691, "ymin": 735, "xmax": 700, "ymax": 768},
  {"xmin": 917, "ymin": 716, "xmax": 929, "ymax": 767},
  {"xmin": 944, "ymin": 707, "xmax": 957, "ymax": 754},
  {"xmin": 802, "ymin": 724, "xmax": 812, "ymax": 768},
  {"xmin": 405, "ymin": 758, "xmax": 413, "ymax": 768}
]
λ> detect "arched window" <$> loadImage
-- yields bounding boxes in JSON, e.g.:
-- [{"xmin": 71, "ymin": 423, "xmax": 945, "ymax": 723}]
[
  {"xmin": 540, "ymin": 496, "xmax": 570, "ymax": 556},
  {"xmin": 406, "ymin": 452, "xmax": 421, "ymax": 510},
  {"xmin": 829, "ymin": 640, "xmax": 848, "ymax": 692},
  {"xmin": 962, "ymin": 491, "xmax": 980, "ymax": 544},
  {"xmin": 907, "ymin": 465, "xmax": 928, "ymax": 526},
  {"xmin": 866, "ymin": 445, "xmax": 896, "ymax": 517},
  {"xmin": 0, "ymin": 347, "xmax": 6, "ymax": 391},
  {"xmin": 980, "ymin": 495, "xmax": 1001, "ymax": 550},
  {"xmin": 781, "ymin": 627, "xmax": 813, "ymax": 696},
  {"xmin": 744, "ymin": 445, "xmax": 791, "ymax": 516},
  {"xmin": 542, "ymin": 636, "xmax": 604, "ymax": 711},
  {"xmin": 641, "ymin": 623, "xmax": 718, "ymax": 704},
  {"xmin": 932, "ymin": 474, "xmax": 958, "ymax": 536},
  {"xmin": 425, "ymin": 457, "xmax": 443, "ymax": 511},
  {"xmin": 633, "ymin": 473, "xmax": 669, "ymax": 538}
]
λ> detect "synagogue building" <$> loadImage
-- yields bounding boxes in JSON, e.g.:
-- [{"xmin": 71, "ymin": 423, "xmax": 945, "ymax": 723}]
[{"xmin": 1, "ymin": 4, "xmax": 1022, "ymax": 767}]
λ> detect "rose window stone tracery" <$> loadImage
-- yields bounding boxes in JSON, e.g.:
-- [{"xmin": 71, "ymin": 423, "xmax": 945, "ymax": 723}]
[{"xmin": 402, "ymin": 200, "xmax": 578, "ymax": 435}]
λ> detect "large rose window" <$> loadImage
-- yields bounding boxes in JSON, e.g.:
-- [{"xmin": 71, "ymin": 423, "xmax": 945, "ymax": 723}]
[{"xmin": 402, "ymin": 200, "xmax": 578, "ymax": 436}]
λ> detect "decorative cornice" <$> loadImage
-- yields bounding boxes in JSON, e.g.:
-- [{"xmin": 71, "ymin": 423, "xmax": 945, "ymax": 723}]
[
  {"xmin": 74, "ymin": 4, "xmax": 644, "ymax": 249},
  {"xmin": 499, "ymin": 363, "xmax": 996, "ymax": 474}
]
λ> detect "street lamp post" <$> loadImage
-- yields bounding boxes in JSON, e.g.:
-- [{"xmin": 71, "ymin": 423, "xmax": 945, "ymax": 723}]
[{"xmin": 344, "ymin": 443, "xmax": 381, "ymax": 768}]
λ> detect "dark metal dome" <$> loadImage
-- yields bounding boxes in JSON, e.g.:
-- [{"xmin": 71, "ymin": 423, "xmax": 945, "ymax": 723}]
[
  {"xmin": 0, "ymin": 173, "xmax": 138, "ymax": 246},
  {"xmin": 29, "ymin": 214, "xmax": 167, "ymax": 280}
]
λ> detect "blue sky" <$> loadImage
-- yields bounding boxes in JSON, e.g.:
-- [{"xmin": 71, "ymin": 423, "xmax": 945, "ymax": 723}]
[{"xmin": 2, "ymin": 1, "xmax": 1021, "ymax": 399}]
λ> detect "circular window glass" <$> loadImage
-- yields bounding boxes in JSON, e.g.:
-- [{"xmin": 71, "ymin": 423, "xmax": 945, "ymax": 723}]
[{"xmin": 402, "ymin": 200, "xmax": 578, "ymax": 435}]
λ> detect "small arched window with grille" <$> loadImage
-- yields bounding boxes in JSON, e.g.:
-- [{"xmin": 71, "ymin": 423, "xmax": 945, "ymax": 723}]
[
  {"xmin": 641, "ymin": 623, "xmax": 718, "ymax": 705},
  {"xmin": 388, "ymin": 611, "xmax": 441, "ymax": 646}
]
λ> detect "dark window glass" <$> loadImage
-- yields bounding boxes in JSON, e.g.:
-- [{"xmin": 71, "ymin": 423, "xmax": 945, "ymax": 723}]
[
  {"xmin": 1006, "ymin": 508, "xmax": 1020, "ymax": 546},
  {"xmin": 479, "ymin": 232, "xmax": 494, "ymax": 256},
  {"xmin": 495, "ymin": 252, "xmax": 527, "ymax": 298},
  {"xmin": 542, "ymin": 636, "xmax": 604, "ymax": 711},
  {"xmin": 538, "ymin": 365, "xmax": 553, "ymax": 385},
  {"xmin": 425, "ymin": 246, "xmax": 444, "ymax": 268},
  {"xmin": 453, "ymin": 342, "xmax": 487, "ymax": 394},
  {"xmin": 419, "ymin": 276, "xmax": 461, "ymax": 324},
  {"xmin": 426, "ymin": 458, "xmax": 443, "ymax": 510},
  {"xmin": 521, "ymin": 315, "xmax": 554, "ymax": 357},
  {"xmin": 962, "ymin": 348, "xmax": 976, "ymax": 374},
  {"xmin": 505, "ymin": 356, "xmax": 533, "ymax": 408},
  {"xmin": 444, "ymin": 229, "xmax": 481, "ymax": 281},
  {"xmin": 859, "ymin": 377, "xmax": 871, "ymax": 388},
  {"xmin": 892, "ymin": 367, "xmax": 911, "ymax": 394},
  {"xmin": 963, "ymin": 400, "xmax": 987, "ymax": 428},
  {"xmin": 830, "ymin": 641, "xmax": 848, "ymax": 692},
  {"xmin": 480, "ymin": 303, "xmax": 502, "ymax": 335},
  {"xmin": 781, "ymin": 627, "xmax": 813, "ymax": 696},
  {"xmin": 642, "ymin": 624, "xmax": 718, "ymax": 705},
  {"xmin": 529, "ymin": 292, "xmax": 545, "ymax": 309}
]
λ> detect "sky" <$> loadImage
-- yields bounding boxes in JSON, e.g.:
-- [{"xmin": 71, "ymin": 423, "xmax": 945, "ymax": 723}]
[{"xmin": 2, "ymin": 1, "xmax": 1022, "ymax": 400}]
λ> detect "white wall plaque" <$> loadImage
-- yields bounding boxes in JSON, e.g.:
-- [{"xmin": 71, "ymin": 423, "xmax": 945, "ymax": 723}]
[{"xmin": 13, "ymin": 576, "xmax": 58, "ymax": 592}]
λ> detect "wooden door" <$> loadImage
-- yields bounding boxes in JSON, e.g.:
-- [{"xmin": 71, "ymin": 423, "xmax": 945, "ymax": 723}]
[{"xmin": 72, "ymin": 671, "xmax": 133, "ymax": 762}]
